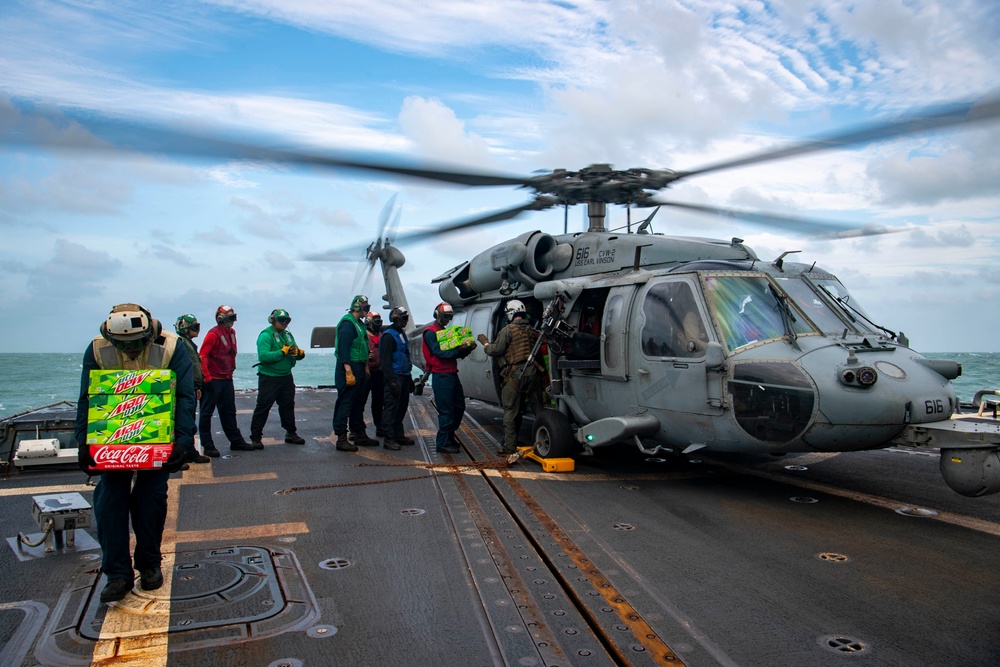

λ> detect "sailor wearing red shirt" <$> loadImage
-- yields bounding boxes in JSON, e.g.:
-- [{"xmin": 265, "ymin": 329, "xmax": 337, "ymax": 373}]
[
  {"xmin": 421, "ymin": 302, "xmax": 476, "ymax": 453},
  {"xmin": 199, "ymin": 305, "xmax": 253, "ymax": 455}
]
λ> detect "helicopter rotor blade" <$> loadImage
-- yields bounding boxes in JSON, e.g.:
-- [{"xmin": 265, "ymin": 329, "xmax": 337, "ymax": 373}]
[
  {"xmin": 303, "ymin": 199, "xmax": 550, "ymax": 261},
  {"xmin": 673, "ymin": 93, "xmax": 1000, "ymax": 182},
  {"xmin": 658, "ymin": 200, "xmax": 910, "ymax": 239},
  {"xmin": 0, "ymin": 101, "xmax": 531, "ymax": 188},
  {"xmin": 376, "ymin": 193, "xmax": 399, "ymax": 240}
]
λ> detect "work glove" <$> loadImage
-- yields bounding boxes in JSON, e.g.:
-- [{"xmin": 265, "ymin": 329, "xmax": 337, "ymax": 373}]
[
  {"xmin": 477, "ymin": 333, "xmax": 489, "ymax": 346},
  {"xmin": 77, "ymin": 443, "xmax": 99, "ymax": 475},
  {"xmin": 295, "ymin": 348, "xmax": 305, "ymax": 359},
  {"xmin": 345, "ymin": 367, "xmax": 356, "ymax": 387},
  {"xmin": 282, "ymin": 345, "xmax": 292, "ymax": 356},
  {"xmin": 389, "ymin": 378, "xmax": 401, "ymax": 396},
  {"xmin": 162, "ymin": 445, "xmax": 186, "ymax": 474}
]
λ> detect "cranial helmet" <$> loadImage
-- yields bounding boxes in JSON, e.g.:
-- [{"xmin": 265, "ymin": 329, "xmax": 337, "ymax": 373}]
[
  {"xmin": 268, "ymin": 309, "xmax": 291, "ymax": 324},
  {"xmin": 350, "ymin": 295, "xmax": 371, "ymax": 313},
  {"xmin": 174, "ymin": 314, "xmax": 200, "ymax": 335},
  {"xmin": 389, "ymin": 306, "xmax": 409, "ymax": 326},
  {"xmin": 215, "ymin": 305, "xmax": 237, "ymax": 324},
  {"xmin": 101, "ymin": 304, "xmax": 159, "ymax": 356},
  {"xmin": 366, "ymin": 311, "xmax": 383, "ymax": 333},
  {"xmin": 504, "ymin": 299, "xmax": 527, "ymax": 321},
  {"xmin": 433, "ymin": 302, "xmax": 454, "ymax": 326}
]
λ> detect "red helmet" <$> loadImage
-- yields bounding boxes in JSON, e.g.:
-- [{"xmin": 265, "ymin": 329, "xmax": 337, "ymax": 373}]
[
  {"xmin": 433, "ymin": 302, "xmax": 453, "ymax": 326},
  {"xmin": 215, "ymin": 305, "xmax": 237, "ymax": 324}
]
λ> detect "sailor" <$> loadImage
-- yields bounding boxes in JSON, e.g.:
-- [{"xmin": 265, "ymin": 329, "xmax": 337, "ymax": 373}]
[
  {"xmin": 74, "ymin": 304, "xmax": 192, "ymax": 603},
  {"xmin": 249, "ymin": 309, "xmax": 306, "ymax": 448},
  {"xmin": 199, "ymin": 306, "xmax": 255, "ymax": 454},
  {"xmin": 364, "ymin": 311, "xmax": 386, "ymax": 439},
  {"xmin": 332, "ymin": 295, "xmax": 378, "ymax": 451},
  {"xmin": 422, "ymin": 302, "xmax": 476, "ymax": 454},
  {"xmin": 378, "ymin": 306, "xmax": 415, "ymax": 450},
  {"xmin": 174, "ymin": 314, "xmax": 210, "ymax": 465},
  {"xmin": 479, "ymin": 299, "xmax": 544, "ymax": 455}
]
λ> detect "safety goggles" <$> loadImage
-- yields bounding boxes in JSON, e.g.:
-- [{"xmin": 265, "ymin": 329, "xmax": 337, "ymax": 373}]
[
  {"xmin": 189, "ymin": 323, "xmax": 201, "ymax": 334},
  {"xmin": 275, "ymin": 317, "xmax": 291, "ymax": 325},
  {"xmin": 223, "ymin": 314, "xmax": 237, "ymax": 323}
]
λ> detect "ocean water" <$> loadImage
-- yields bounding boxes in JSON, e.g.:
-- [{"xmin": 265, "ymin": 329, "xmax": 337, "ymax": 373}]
[
  {"xmin": 0, "ymin": 350, "xmax": 997, "ymax": 420},
  {"xmin": 0, "ymin": 350, "xmax": 337, "ymax": 419}
]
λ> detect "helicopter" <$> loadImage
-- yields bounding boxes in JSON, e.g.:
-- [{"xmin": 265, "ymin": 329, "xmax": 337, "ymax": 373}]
[
  {"xmin": 4, "ymin": 95, "xmax": 1000, "ymax": 497},
  {"xmin": 300, "ymin": 98, "xmax": 1000, "ymax": 499}
]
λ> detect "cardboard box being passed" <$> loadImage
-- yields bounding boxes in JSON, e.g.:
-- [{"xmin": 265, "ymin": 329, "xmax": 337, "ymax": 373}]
[
  {"xmin": 436, "ymin": 326, "xmax": 474, "ymax": 351},
  {"xmin": 87, "ymin": 369, "xmax": 175, "ymax": 470}
]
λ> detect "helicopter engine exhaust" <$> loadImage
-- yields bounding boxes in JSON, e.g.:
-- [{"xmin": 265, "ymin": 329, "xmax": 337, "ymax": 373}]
[{"xmin": 439, "ymin": 231, "xmax": 573, "ymax": 302}]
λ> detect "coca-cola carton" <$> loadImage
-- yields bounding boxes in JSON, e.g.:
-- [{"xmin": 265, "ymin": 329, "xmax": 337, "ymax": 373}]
[
  {"xmin": 88, "ymin": 369, "xmax": 175, "ymax": 396},
  {"xmin": 89, "ymin": 443, "xmax": 174, "ymax": 470},
  {"xmin": 87, "ymin": 393, "xmax": 173, "ymax": 422}
]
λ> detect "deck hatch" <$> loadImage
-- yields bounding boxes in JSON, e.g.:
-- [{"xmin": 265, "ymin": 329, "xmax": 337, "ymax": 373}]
[{"xmin": 35, "ymin": 546, "xmax": 319, "ymax": 664}]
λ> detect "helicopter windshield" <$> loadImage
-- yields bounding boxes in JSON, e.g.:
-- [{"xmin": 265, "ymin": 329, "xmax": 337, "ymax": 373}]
[
  {"xmin": 804, "ymin": 277, "xmax": 879, "ymax": 335},
  {"xmin": 773, "ymin": 276, "xmax": 861, "ymax": 335},
  {"xmin": 703, "ymin": 275, "xmax": 814, "ymax": 351}
]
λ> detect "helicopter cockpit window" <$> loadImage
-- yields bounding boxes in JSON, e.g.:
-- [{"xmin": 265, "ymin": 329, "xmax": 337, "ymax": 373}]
[
  {"xmin": 703, "ymin": 275, "xmax": 814, "ymax": 351},
  {"xmin": 640, "ymin": 282, "xmax": 708, "ymax": 358},
  {"xmin": 805, "ymin": 277, "xmax": 879, "ymax": 334},
  {"xmin": 773, "ymin": 277, "xmax": 854, "ymax": 335}
]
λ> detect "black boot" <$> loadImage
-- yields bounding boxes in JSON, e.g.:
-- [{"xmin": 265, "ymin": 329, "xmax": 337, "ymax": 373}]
[
  {"xmin": 335, "ymin": 433, "xmax": 358, "ymax": 452},
  {"xmin": 352, "ymin": 431, "xmax": 378, "ymax": 446},
  {"xmin": 383, "ymin": 439, "xmax": 401, "ymax": 451}
]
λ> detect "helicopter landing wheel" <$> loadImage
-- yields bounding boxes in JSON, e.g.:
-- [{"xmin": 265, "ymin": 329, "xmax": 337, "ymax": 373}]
[{"xmin": 533, "ymin": 409, "xmax": 575, "ymax": 459}]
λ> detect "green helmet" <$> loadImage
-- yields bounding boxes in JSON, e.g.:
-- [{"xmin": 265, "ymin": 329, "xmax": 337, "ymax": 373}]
[
  {"xmin": 268, "ymin": 309, "xmax": 291, "ymax": 324},
  {"xmin": 174, "ymin": 314, "xmax": 200, "ymax": 335},
  {"xmin": 349, "ymin": 295, "xmax": 371, "ymax": 313}
]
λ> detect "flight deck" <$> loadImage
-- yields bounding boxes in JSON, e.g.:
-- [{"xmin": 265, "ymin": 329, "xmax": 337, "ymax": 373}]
[{"xmin": 1, "ymin": 387, "xmax": 999, "ymax": 666}]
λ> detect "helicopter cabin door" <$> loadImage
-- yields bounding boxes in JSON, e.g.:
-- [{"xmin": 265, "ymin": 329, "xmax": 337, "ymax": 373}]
[
  {"xmin": 453, "ymin": 304, "xmax": 499, "ymax": 404},
  {"xmin": 601, "ymin": 285, "xmax": 636, "ymax": 381},
  {"xmin": 634, "ymin": 278, "xmax": 722, "ymax": 416}
]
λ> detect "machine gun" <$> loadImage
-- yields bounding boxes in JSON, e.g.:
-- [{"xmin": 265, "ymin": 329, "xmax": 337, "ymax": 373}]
[{"xmin": 519, "ymin": 292, "xmax": 570, "ymax": 379}]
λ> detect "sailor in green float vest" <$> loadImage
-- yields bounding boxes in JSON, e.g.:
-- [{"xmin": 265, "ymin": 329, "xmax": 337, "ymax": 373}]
[{"xmin": 332, "ymin": 295, "xmax": 377, "ymax": 451}]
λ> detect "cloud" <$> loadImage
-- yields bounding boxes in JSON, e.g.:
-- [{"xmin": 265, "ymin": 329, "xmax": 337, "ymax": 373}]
[
  {"xmin": 25, "ymin": 239, "xmax": 123, "ymax": 300},
  {"xmin": 194, "ymin": 225, "xmax": 243, "ymax": 245}
]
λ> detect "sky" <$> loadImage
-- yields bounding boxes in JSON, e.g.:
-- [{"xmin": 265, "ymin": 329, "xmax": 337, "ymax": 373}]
[{"xmin": 0, "ymin": 0, "xmax": 998, "ymax": 353}]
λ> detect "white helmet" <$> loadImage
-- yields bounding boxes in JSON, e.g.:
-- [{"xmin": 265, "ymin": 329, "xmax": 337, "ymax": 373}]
[{"xmin": 504, "ymin": 299, "xmax": 526, "ymax": 321}]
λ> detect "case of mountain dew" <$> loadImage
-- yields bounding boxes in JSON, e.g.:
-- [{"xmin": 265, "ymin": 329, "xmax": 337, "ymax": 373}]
[
  {"xmin": 88, "ymin": 368, "xmax": 175, "ymax": 396},
  {"xmin": 86, "ymin": 369, "xmax": 175, "ymax": 469},
  {"xmin": 436, "ymin": 326, "xmax": 474, "ymax": 351}
]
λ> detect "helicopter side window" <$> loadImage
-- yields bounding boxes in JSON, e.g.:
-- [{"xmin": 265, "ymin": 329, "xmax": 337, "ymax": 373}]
[
  {"xmin": 703, "ymin": 275, "xmax": 813, "ymax": 351},
  {"xmin": 640, "ymin": 282, "xmax": 708, "ymax": 358}
]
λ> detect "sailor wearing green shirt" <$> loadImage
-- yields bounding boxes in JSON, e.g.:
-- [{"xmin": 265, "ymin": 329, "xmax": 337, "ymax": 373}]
[
  {"xmin": 249, "ymin": 309, "xmax": 306, "ymax": 448},
  {"xmin": 331, "ymin": 295, "xmax": 377, "ymax": 451}
]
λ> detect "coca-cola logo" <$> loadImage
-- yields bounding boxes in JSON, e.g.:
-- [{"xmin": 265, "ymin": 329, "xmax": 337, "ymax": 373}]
[
  {"xmin": 93, "ymin": 445, "xmax": 152, "ymax": 465},
  {"xmin": 112, "ymin": 371, "xmax": 151, "ymax": 394},
  {"xmin": 107, "ymin": 419, "xmax": 146, "ymax": 443},
  {"xmin": 108, "ymin": 395, "xmax": 149, "ymax": 418}
]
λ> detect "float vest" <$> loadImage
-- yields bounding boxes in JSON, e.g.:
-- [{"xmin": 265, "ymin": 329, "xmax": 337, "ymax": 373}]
[
  {"xmin": 383, "ymin": 327, "xmax": 412, "ymax": 375},
  {"xmin": 422, "ymin": 322, "xmax": 458, "ymax": 374},
  {"xmin": 504, "ymin": 320, "xmax": 536, "ymax": 366},
  {"xmin": 203, "ymin": 325, "xmax": 238, "ymax": 380},
  {"xmin": 338, "ymin": 313, "xmax": 369, "ymax": 363},
  {"xmin": 91, "ymin": 331, "xmax": 178, "ymax": 371}
]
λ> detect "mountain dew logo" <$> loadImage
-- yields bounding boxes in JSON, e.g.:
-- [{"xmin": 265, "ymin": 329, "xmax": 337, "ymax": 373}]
[
  {"xmin": 108, "ymin": 395, "xmax": 149, "ymax": 418},
  {"xmin": 112, "ymin": 371, "xmax": 151, "ymax": 394},
  {"xmin": 108, "ymin": 419, "xmax": 146, "ymax": 443}
]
